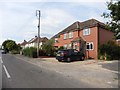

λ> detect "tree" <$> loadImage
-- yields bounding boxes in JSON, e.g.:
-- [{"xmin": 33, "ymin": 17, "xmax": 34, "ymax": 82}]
[
  {"xmin": 42, "ymin": 39, "xmax": 56, "ymax": 56},
  {"xmin": 2, "ymin": 40, "xmax": 20, "ymax": 53},
  {"xmin": 6, "ymin": 41, "xmax": 17, "ymax": 51},
  {"xmin": 103, "ymin": 0, "xmax": 120, "ymax": 39},
  {"xmin": 2, "ymin": 40, "xmax": 14, "ymax": 52}
]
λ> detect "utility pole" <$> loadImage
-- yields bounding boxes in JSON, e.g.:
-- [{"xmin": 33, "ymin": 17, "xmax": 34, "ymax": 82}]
[{"xmin": 36, "ymin": 10, "xmax": 41, "ymax": 57}]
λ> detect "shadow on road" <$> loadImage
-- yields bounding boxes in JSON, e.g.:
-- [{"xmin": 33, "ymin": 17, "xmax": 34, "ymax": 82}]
[{"xmin": 98, "ymin": 61, "xmax": 119, "ymax": 72}]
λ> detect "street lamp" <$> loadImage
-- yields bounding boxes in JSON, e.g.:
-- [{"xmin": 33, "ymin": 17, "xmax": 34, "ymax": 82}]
[{"xmin": 36, "ymin": 10, "xmax": 41, "ymax": 57}]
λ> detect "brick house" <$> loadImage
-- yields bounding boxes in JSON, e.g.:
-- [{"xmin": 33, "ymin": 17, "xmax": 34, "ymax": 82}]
[{"xmin": 52, "ymin": 19, "xmax": 115, "ymax": 59}]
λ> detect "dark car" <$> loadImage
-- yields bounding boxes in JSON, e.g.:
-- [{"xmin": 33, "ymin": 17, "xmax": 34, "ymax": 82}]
[
  {"xmin": 1, "ymin": 50, "xmax": 6, "ymax": 54},
  {"xmin": 56, "ymin": 49, "xmax": 85, "ymax": 62}
]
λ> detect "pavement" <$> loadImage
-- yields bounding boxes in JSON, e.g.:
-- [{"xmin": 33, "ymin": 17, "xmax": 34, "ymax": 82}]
[{"xmin": 14, "ymin": 54, "xmax": 119, "ymax": 88}]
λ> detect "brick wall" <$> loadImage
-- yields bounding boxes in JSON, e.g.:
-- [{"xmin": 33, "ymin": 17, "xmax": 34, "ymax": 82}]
[{"xmin": 79, "ymin": 27, "xmax": 98, "ymax": 59}]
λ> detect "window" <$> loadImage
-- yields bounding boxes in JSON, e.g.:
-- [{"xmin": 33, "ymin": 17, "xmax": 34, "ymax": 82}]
[
  {"xmin": 68, "ymin": 44, "xmax": 72, "ymax": 49},
  {"xmin": 73, "ymin": 43, "xmax": 77, "ymax": 50},
  {"xmin": 69, "ymin": 32, "xmax": 73, "ymax": 38},
  {"xmin": 64, "ymin": 44, "xmax": 67, "ymax": 49},
  {"xmin": 64, "ymin": 33, "xmax": 67, "ymax": 39},
  {"xmin": 83, "ymin": 28, "xmax": 90, "ymax": 36},
  {"xmin": 86, "ymin": 42, "xmax": 94, "ymax": 50},
  {"xmin": 55, "ymin": 38, "xmax": 58, "ymax": 43}
]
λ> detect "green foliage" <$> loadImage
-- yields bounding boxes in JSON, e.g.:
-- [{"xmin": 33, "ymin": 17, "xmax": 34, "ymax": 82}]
[
  {"xmin": 2, "ymin": 40, "xmax": 14, "ymax": 52},
  {"xmin": 11, "ymin": 50, "xmax": 20, "ymax": 54},
  {"xmin": 102, "ymin": 0, "xmax": 120, "ymax": 39},
  {"xmin": 2, "ymin": 40, "xmax": 21, "ymax": 53},
  {"xmin": 58, "ymin": 46, "xmax": 64, "ymax": 51},
  {"xmin": 42, "ymin": 39, "xmax": 56, "ymax": 56},
  {"xmin": 99, "ymin": 41, "xmax": 120, "ymax": 60},
  {"xmin": 39, "ymin": 49, "xmax": 47, "ymax": 56},
  {"xmin": 23, "ymin": 47, "xmax": 37, "ymax": 58},
  {"xmin": 6, "ymin": 41, "xmax": 17, "ymax": 51}
]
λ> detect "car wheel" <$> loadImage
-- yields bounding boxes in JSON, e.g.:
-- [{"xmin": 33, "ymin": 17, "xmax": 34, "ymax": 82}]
[
  {"xmin": 58, "ymin": 60, "xmax": 62, "ymax": 62},
  {"xmin": 81, "ymin": 56, "xmax": 85, "ymax": 60},
  {"xmin": 67, "ymin": 57, "xmax": 71, "ymax": 62}
]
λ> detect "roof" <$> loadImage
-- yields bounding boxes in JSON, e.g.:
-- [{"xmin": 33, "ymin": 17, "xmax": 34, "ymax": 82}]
[
  {"xmin": 52, "ymin": 18, "xmax": 107, "ymax": 39},
  {"xmin": 20, "ymin": 40, "xmax": 28, "ymax": 46},
  {"xmin": 30, "ymin": 37, "xmax": 48, "ymax": 43}
]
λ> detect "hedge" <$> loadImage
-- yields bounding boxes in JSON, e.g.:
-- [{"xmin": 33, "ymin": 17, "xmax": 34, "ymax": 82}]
[
  {"xmin": 98, "ymin": 41, "xmax": 120, "ymax": 60},
  {"xmin": 23, "ymin": 47, "xmax": 37, "ymax": 58}
]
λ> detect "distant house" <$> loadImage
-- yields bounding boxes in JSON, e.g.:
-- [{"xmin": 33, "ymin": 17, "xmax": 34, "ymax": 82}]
[
  {"xmin": 52, "ymin": 19, "xmax": 115, "ymax": 59},
  {"xmin": 20, "ymin": 36, "xmax": 48, "ymax": 49},
  {"xmin": 19, "ymin": 40, "xmax": 28, "ymax": 49}
]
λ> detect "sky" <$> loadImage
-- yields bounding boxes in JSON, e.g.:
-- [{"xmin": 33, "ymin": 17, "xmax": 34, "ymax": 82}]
[{"xmin": 0, "ymin": 0, "xmax": 110, "ymax": 45}]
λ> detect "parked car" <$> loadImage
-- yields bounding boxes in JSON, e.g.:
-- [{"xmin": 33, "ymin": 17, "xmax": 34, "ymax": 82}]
[
  {"xmin": 1, "ymin": 50, "xmax": 6, "ymax": 54},
  {"xmin": 56, "ymin": 49, "xmax": 85, "ymax": 62}
]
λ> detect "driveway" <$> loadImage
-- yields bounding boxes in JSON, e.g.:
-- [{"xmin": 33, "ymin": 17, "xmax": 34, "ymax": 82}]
[{"xmin": 14, "ymin": 54, "xmax": 119, "ymax": 88}]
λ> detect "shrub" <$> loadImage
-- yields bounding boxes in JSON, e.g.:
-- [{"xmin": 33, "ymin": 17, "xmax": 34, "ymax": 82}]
[
  {"xmin": 23, "ymin": 47, "xmax": 37, "ymax": 58},
  {"xmin": 58, "ymin": 46, "xmax": 64, "ymax": 51},
  {"xmin": 39, "ymin": 49, "xmax": 47, "ymax": 56},
  {"xmin": 99, "ymin": 41, "xmax": 120, "ymax": 60},
  {"xmin": 42, "ymin": 39, "xmax": 56, "ymax": 56},
  {"xmin": 11, "ymin": 50, "xmax": 20, "ymax": 54}
]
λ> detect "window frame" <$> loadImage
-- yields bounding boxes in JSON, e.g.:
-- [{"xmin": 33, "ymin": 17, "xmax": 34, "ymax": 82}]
[
  {"xmin": 86, "ymin": 42, "xmax": 94, "ymax": 50},
  {"xmin": 69, "ymin": 32, "xmax": 73, "ymax": 38},
  {"xmin": 68, "ymin": 43, "xmax": 72, "ymax": 49},
  {"xmin": 83, "ymin": 28, "xmax": 90, "ymax": 36},
  {"xmin": 55, "ymin": 38, "xmax": 58, "ymax": 43},
  {"xmin": 73, "ymin": 43, "xmax": 77, "ymax": 50},
  {"xmin": 64, "ymin": 44, "xmax": 67, "ymax": 49},
  {"xmin": 64, "ymin": 33, "xmax": 67, "ymax": 39}
]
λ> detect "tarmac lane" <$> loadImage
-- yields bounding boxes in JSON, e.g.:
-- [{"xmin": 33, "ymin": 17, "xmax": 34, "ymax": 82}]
[
  {"xmin": 2, "ymin": 54, "xmax": 94, "ymax": 88},
  {"xmin": 0, "ymin": 50, "xmax": 2, "ymax": 90}
]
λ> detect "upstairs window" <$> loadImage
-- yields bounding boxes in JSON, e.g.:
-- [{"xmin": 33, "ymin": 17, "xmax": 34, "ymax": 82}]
[
  {"xmin": 64, "ymin": 33, "xmax": 67, "ymax": 39},
  {"xmin": 83, "ymin": 28, "xmax": 90, "ymax": 36},
  {"xmin": 86, "ymin": 42, "xmax": 94, "ymax": 50},
  {"xmin": 69, "ymin": 32, "xmax": 73, "ymax": 38}
]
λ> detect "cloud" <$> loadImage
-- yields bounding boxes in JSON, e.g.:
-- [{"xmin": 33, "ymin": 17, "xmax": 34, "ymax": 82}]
[
  {"xmin": 32, "ymin": 8, "xmax": 77, "ymax": 38},
  {"xmin": 0, "ymin": 1, "xmax": 108, "ymax": 44},
  {"xmin": 0, "ymin": 0, "xmax": 109, "ymax": 2}
]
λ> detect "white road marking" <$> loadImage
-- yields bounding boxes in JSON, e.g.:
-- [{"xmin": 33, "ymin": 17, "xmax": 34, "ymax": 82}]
[
  {"xmin": 3, "ymin": 65, "xmax": 11, "ymax": 79},
  {"xmin": 0, "ymin": 59, "xmax": 3, "ymax": 64}
]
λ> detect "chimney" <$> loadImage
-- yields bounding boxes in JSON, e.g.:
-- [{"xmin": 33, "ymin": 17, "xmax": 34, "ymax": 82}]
[
  {"xmin": 76, "ymin": 21, "xmax": 80, "ymax": 29},
  {"xmin": 24, "ymin": 40, "xmax": 26, "ymax": 42}
]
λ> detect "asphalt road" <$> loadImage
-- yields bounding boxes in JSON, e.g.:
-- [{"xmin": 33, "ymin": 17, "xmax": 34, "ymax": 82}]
[
  {"xmin": 0, "ymin": 51, "xmax": 2, "ymax": 90},
  {"xmin": 2, "ymin": 54, "xmax": 94, "ymax": 88}
]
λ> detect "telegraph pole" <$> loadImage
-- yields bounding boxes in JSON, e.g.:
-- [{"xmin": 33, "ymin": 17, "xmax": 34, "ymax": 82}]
[{"xmin": 36, "ymin": 10, "xmax": 41, "ymax": 57}]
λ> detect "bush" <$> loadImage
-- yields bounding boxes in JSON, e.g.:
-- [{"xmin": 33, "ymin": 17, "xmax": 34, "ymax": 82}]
[
  {"xmin": 11, "ymin": 50, "xmax": 20, "ymax": 54},
  {"xmin": 42, "ymin": 39, "xmax": 56, "ymax": 56},
  {"xmin": 99, "ymin": 41, "xmax": 120, "ymax": 60},
  {"xmin": 39, "ymin": 49, "xmax": 47, "ymax": 56},
  {"xmin": 23, "ymin": 47, "xmax": 37, "ymax": 58},
  {"xmin": 58, "ymin": 46, "xmax": 64, "ymax": 51}
]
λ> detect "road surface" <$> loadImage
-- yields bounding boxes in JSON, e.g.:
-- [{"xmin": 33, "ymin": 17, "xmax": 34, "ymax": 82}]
[
  {"xmin": 2, "ymin": 54, "xmax": 93, "ymax": 88},
  {"xmin": 0, "ymin": 51, "xmax": 2, "ymax": 89}
]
